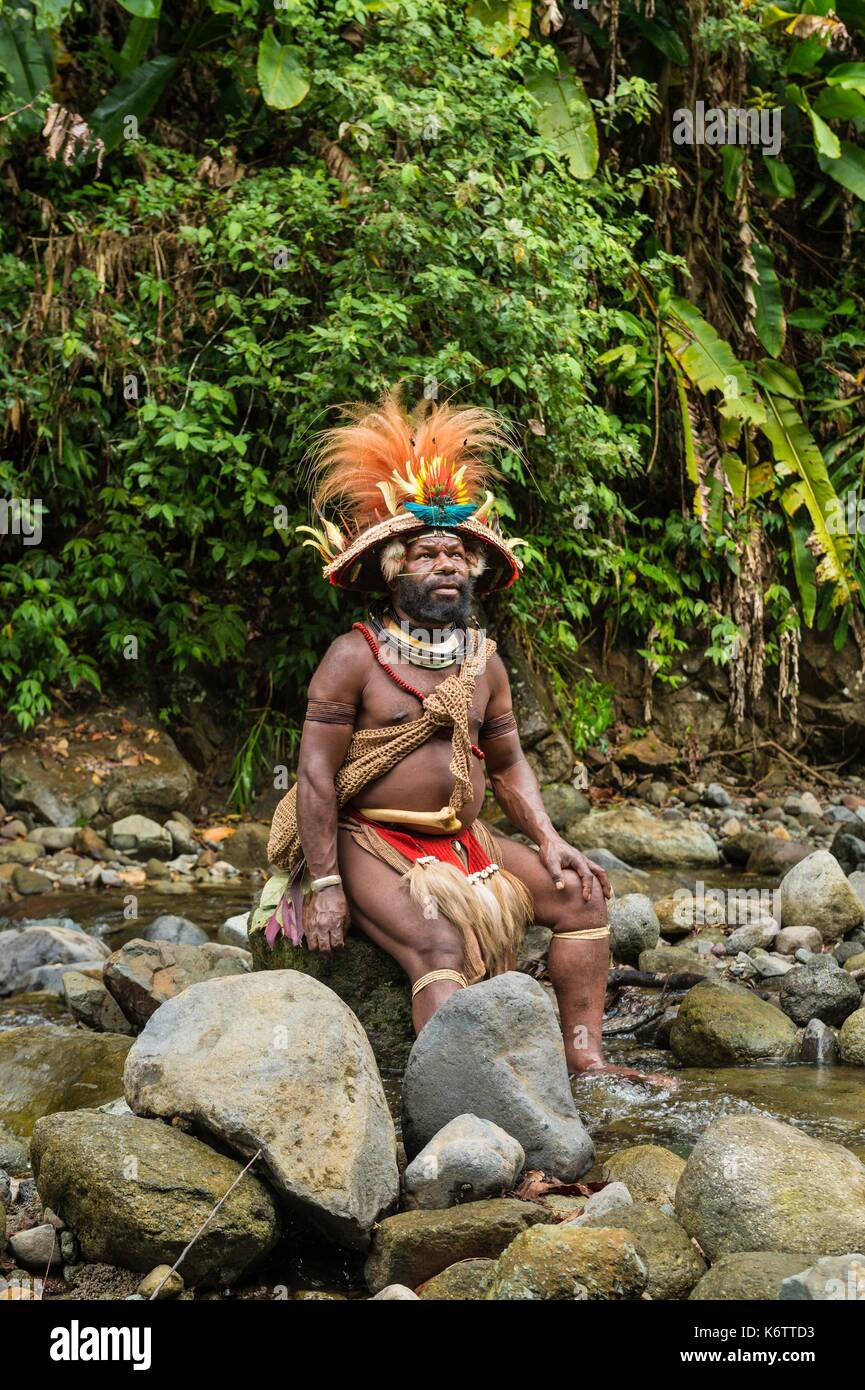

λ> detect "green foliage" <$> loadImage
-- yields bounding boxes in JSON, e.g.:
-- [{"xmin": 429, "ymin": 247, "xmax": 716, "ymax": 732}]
[{"xmin": 0, "ymin": 0, "xmax": 864, "ymax": 765}]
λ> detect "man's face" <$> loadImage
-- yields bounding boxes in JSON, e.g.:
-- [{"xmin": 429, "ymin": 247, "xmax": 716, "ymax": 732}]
[{"xmin": 391, "ymin": 533, "xmax": 475, "ymax": 625}]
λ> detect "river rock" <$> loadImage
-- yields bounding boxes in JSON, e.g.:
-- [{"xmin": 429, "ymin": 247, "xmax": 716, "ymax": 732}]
[
  {"xmin": 602, "ymin": 1144, "xmax": 685, "ymax": 1205},
  {"xmin": 137, "ymin": 1266, "xmax": 184, "ymax": 1300},
  {"xmin": 581, "ymin": 1201, "xmax": 706, "ymax": 1299},
  {"xmin": 669, "ymin": 979, "xmax": 798, "ymax": 1065},
  {"xmin": 0, "ymin": 1025, "xmax": 131, "ymax": 1137},
  {"xmin": 0, "ymin": 717, "xmax": 195, "ymax": 827},
  {"xmin": 838, "ymin": 1009, "xmax": 865, "ymax": 1065},
  {"xmin": 250, "ymin": 902, "xmax": 413, "ymax": 1072},
  {"xmin": 0, "ymin": 840, "xmax": 44, "ymax": 865},
  {"xmin": 369, "ymin": 1284, "xmax": 420, "ymax": 1300},
  {"xmin": 775, "ymin": 926, "xmax": 823, "ymax": 955},
  {"xmin": 800, "ymin": 1018, "xmax": 838, "ymax": 1064},
  {"xmin": 778, "ymin": 957, "xmax": 861, "ymax": 1027},
  {"xmin": 124, "ymin": 970, "xmax": 399, "ymax": 1250},
  {"xmin": 747, "ymin": 840, "xmax": 812, "ymax": 875},
  {"xmin": 218, "ymin": 822, "xmax": 271, "ymax": 871},
  {"xmin": 779, "ymin": 851, "xmax": 864, "ymax": 942},
  {"xmin": 485, "ymin": 1225, "xmax": 647, "ymax": 1301},
  {"xmin": 675, "ymin": 1113, "xmax": 865, "ymax": 1259},
  {"xmin": 541, "ymin": 783, "xmax": 590, "ymax": 830},
  {"xmin": 748, "ymin": 949, "xmax": 794, "ymax": 979},
  {"xmin": 364, "ymin": 1198, "xmax": 549, "ymax": 1292},
  {"xmin": 139, "ymin": 914, "xmax": 208, "ymax": 945},
  {"xmin": 722, "ymin": 830, "xmax": 771, "ymax": 865},
  {"xmin": 219, "ymin": 913, "xmax": 249, "ymax": 948},
  {"xmin": 568, "ymin": 806, "xmax": 719, "ymax": 867},
  {"xmin": 779, "ymin": 1253, "xmax": 865, "ymax": 1301},
  {"xmin": 9, "ymin": 1223, "xmax": 61, "ymax": 1270},
  {"xmin": 832, "ymin": 830, "xmax": 865, "ymax": 875},
  {"xmin": 0, "ymin": 924, "xmax": 108, "ymax": 995},
  {"xmin": 845, "ymin": 951, "xmax": 865, "ymax": 973},
  {"xmin": 570, "ymin": 1182, "xmax": 633, "ymax": 1226},
  {"xmin": 726, "ymin": 921, "xmax": 776, "ymax": 954},
  {"xmin": 608, "ymin": 894, "xmax": 659, "ymax": 966},
  {"xmin": 702, "ymin": 783, "xmax": 732, "ymax": 808},
  {"xmin": 165, "ymin": 820, "xmax": 198, "ymax": 856},
  {"xmin": 108, "ymin": 815, "xmax": 172, "ymax": 860},
  {"xmin": 29, "ymin": 827, "xmax": 77, "ymax": 851},
  {"xmin": 614, "ymin": 732, "xmax": 677, "ymax": 771},
  {"xmin": 403, "ymin": 1114, "xmax": 525, "ymax": 1210},
  {"xmin": 12, "ymin": 867, "xmax": 53, "ymax": 894},
  {"xmin": 104, "ymin": 938, "xmax": 251, "ymax": 1028},
  {"xmin": 637, "ymin": 947, "xmax": 718, "ymax": 977},
  {"xmin": 651, "ymin": 893, "xmax": 697, "ymax": 940},
  {"xmin": 62, "ymin": 970, "xmax": 134, "ymax": 1034},
  {"xmin": 847, "ymin": 871, "xmax": 865, "ymax": 911},
  {"xmin": 30, "ymin": 1111, "xmax": 279, "ymax": 1285},
  {"xmin": 418, "ymin": 1258, "xmax": 496, "ymax": 1299},
  {"xmin": 689, "ymin": 1251, "xmax": 816, "ymax": 1300},
  {"xmin": 401, "ymin": 973, "xmax": 594, "ymax": 1180}
]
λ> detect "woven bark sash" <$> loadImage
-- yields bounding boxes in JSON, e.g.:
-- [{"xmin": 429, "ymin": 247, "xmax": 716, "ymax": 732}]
[{"xmin": 266, "ymin": 631, "xmax": 493, "ymax": 873}]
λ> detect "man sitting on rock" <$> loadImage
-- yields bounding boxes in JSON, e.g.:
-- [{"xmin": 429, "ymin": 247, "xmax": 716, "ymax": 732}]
[{"xmin": 262, "ymin": 391, "xmax": 667, "ymax": 1086}]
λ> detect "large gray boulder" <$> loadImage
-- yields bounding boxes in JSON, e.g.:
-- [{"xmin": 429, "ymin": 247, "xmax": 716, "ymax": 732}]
[
  {"xmin": 778, "ymin": 957, "xmax": 861, "ymax": 1027},
  {"xmin": 124, "ymin": 970, "xmax": 399, "ymax": 1250},
  {"xmin": 779, "ymin": 851, "xmax": 864, "ymax": 942},
  {"xmin": 401, "ymin": 973, "xmax": 594, "ymax": 1180},
  {"xmin": 0, "ymin": 924, "xmax": 109, "ymax": 996},
  {"xmin": 675, "ymin": 1113, "xmax": 865, "ymax": 1260},
  {"xmin": 568, "ymin": 806, "xmax": 719, "ymax": 868},
  {"xmin": 403, "ymin": 1114, "xmax": 525, "ymax": 1211},
  {"xmin": 669, "ymin": 979, "xmax": 798, "ymax": 1065},
  {"xmin": 607, "ymin": 894, "xmax": 659, "ymax": 966},
  {"xmin": 30, "ymin": 1111, "xmax": 279, "ymax": 1286},
  {"xmin": 104, "ymin": 938, "xmax": 251, "ymax": 1028}
]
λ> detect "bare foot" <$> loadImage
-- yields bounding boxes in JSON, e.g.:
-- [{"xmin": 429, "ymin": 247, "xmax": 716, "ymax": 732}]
[{"xmin": 572, "ymin": 1062, "xmax": 678, "ymax": 1090}]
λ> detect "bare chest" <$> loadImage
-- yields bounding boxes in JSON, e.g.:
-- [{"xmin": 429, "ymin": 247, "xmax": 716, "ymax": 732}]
[{"xmin": 356, "ymin": 661, "xmax": 490, "ymax": 736}]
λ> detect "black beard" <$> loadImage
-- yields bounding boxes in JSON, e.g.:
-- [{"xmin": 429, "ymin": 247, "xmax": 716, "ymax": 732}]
[{"xmin": 395, "ymin": 575, "xmax": 474, "ymax": 627}]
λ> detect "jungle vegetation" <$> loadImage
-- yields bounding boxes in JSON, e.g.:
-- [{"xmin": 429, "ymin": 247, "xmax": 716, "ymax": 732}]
[{"xmin": 2, "ymin": 0, "xmax": 865, "ymax": 799}]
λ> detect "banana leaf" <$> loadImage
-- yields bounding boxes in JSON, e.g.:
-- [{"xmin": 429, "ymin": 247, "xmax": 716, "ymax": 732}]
[
  {"xmin": 765, "ymin": 394, "xmax": 854, "ymax": 604},
  {"xmin": 525, "ymin": 52, "xmax": 598, "ymax": 179}
]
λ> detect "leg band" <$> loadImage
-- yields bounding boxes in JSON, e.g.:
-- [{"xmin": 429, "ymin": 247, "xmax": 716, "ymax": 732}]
[
  {"xmin": 554, "ymin": 927, "xmax": 611, "ymax": 941},
  {"xmin": 411, "ymin": 969, "xmax": 469, "ymax": 998}
]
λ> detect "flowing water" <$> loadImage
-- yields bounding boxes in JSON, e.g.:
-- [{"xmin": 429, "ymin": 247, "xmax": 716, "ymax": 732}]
[{"xmin": 6, "ymin": 876, "xmax": 864, "ymax": 1163}]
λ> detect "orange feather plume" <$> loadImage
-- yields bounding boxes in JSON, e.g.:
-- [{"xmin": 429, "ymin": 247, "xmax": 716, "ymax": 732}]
[{"xmin": 309, "ymin": 390, "xmax": 509, "ymax": 529}]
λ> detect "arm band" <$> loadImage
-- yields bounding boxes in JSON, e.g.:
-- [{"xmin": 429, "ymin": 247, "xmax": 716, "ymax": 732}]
[
  {"xmin": 305, "ymin": 699, "xmax": 357, "ymax": 726},
  {"xmin": 480, "ymin": 710, "xmax": 518, "ymax": 741}
]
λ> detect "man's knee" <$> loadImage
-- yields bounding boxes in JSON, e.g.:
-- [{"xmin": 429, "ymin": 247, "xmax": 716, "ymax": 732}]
[
  {"xmin": 549, "ymin": 872, "xmax": 608, "ymax": 934},
  {"xmin": 413, "ymin": 919, "xmax": 465, "ymax": 972}
]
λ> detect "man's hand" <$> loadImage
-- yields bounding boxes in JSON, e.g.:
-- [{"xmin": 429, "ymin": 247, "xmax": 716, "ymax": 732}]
[
  {"xmin": 539, "ymin": 836, "xmax": 611, "ymax": 901},
  {"xmin": 304, "ymin": 884, "xmax": 349, "ymax": 953}
]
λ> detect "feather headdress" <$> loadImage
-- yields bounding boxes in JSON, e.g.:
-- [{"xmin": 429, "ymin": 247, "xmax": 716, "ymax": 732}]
[{"xmin": 298, "ymin": 390, "xmax": 525, "ymax": 594}]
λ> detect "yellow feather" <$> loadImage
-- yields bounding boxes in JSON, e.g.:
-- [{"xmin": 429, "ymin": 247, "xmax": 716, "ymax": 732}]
[
  {"xmin": 473, "ymin": 490, "xmax": 497, "ymax": 521},
  {"xmin": 375, "ymin": 480, "xmax": 400, "ymax": 516},
  {"xmin": 321, "ymin": 516, "xmax": 347, "ymax": 551}
]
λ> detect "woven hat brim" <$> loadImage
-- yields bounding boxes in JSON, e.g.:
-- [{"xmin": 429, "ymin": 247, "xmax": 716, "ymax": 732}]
[{"xmin": 321, "ymin": 513, "xmax": 522, "ymax": 595}]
